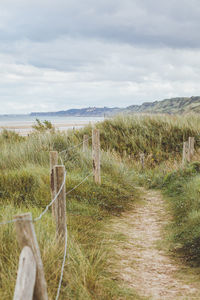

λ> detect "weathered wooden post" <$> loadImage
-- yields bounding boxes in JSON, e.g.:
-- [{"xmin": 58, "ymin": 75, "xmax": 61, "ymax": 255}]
[
  {"xmin": 92, "ymin": 129, "xmax": 101, "ymax": 184},
  {"xmin": 13, "ymin": 246, "xmax": 36, "ymax": 300},
  {"xmin": 14, "ymin": 213, "xmax": 48, "ymax": 300},
  {"xmin": 54, "ymin": 165, "xmax": 66, "ymax": 239},
  {"xmin": 50, "ymin": 151, "xmax": 58, "ymax": 218},
  {"xmin": 182, "ymin": 142, "xmax": 186, "ymax": 164},
  {"xmin": 182, "ymin": 141, "xmax": 189, "ymax": 164},
  {"xmin": 83, "ymin": 134, "xmax": 89, "ymax": 152},
  {"xmin": 139, "ymin": 153, "xmax": 145, "ymax": 169},
  {"xmin": 188, "ymin": 137, "xmax": 195, "ymax": 159}
]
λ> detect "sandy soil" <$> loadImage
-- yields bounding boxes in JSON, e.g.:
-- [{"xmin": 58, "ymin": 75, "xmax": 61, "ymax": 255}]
[
  {"xmin": 0, "ymin": 122, "xmax": 91, "ymax": 136},
  {"xmin": 1, "ymin": 122, "xmax": 88, "ymax": 129},
  {"xmin": 110, "ymin": 189, "xmax": 200, "ymax": 300}
]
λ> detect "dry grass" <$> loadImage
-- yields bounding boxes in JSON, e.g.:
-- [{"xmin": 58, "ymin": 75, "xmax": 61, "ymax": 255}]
[{"xmin": 0, "ymin": 129, "xmax": 141, "ymax": 299}]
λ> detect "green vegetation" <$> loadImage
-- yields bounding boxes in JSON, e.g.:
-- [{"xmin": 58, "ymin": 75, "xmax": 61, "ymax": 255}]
[
  {"xmin": 30, "ymin": 96, "xmax": 200, "ymax": 116},
  {"xmin": 126, "ymin": 96, "xmax": 200, "ymax": 114},
  {"xmin": 2, "ymin": 113, "xmax": 200, "ymax": 299},
  {"xmin": 78, "ymin": 114, "xmax": 200, "ymax": 162},
  {"xmin": 80, "ymin": 114, "xmax": 200, "ymax": 266},
  {"xmin": 32, "ymin": 118, "xmax": 55, "ymax": 132},
  {"xmin": 86, "ymin": 113, "xmax": 200, "ymax": 267},
  {"xmin": 0, "ymin": 127, "xmax": 142, "ymax": 299},
  {"xmin": 154, "ymin": 162, "xmax": 200, "ymax": 266}
]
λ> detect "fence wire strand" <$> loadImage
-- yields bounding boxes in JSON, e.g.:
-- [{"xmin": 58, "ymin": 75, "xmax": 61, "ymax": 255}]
[
  {"xmin": 55, "ymin": 227, "xmax": 68, "ymax": 300},
  {"xmin": 0, "ymin": 169, "xmax": 93, "ymax": 300},
  {"xmin": 34, "ymin": 171, "xmax": 67, "ymax": 222},
  {"xmin": 0, "ymin": 136, "xmax": 94, "ymax": 299},
  {"xmin": 59, "ymin": 137, "xmax": 92, "ymax": 155},
  {"xmin": 59, "ymin": 137, "xmax": 92, "ymax": 165}
]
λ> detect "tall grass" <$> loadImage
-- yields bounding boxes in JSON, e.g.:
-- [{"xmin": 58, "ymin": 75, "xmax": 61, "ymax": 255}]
[
  {"xmin": 95, "ymin": 114, "xmax": 200, "ymax": 266},
  {"xmin": 0, "ymin": 128, "xmax": 141, "ymax": 299},
  {"xmin": 2, "ymin": 112, "xmax": 200, "ymax": 298},
  {"xmin": 78, "ymin": 114, "xmax": 200, "ymax": 163},
  {"xmin": 160, "ymin": 162, "xmax": 200, "ymax": 266}
]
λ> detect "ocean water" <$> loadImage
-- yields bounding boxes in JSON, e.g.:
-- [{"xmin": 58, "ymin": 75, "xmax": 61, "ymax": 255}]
[{"xmin": 0, "ymin": 115, "xmax": 104, "ymax": 135}]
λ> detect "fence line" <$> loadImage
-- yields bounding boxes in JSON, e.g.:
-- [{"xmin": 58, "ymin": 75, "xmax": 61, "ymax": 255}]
[
  {"xmin": 0, "ymin": 131, "xmax": 199, "ymax": 298},
  {"xmin": 59, "ymin": 137, "xmax": 92, "ymax": 165},
  {"xmin": 59, "ymin": 136, "xmax": 92, "ymax": 155},
  {"xmin": 0, "ymin": 172, "xmax": 92, "ymax": 225},
  {"xmin": 34, "ymin": 171, "xmax": 66, "ymax": 222},
  {"xmin": 0, "ymin": 171, "xmax": 66, "ymax": 226},
  {"xmin": 0, "ymin": 171, "xmax": 93, "ymax": 299},
  {"xmin": 0, "ymin": 133, "xmax": 96, "ymax": 299}
]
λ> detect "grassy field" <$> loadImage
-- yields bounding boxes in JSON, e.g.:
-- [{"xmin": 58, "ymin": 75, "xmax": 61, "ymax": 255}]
[
  {"xmin": 1, "ymin": 113, "xmax": 200, "ymax": 299},
  {"xmin": 79, "ymin": 114, "xmax": 200, "ymax": 266},
  {"xmin": 0, "ymin": 128, "xmax": 143, "ymax": 299}
]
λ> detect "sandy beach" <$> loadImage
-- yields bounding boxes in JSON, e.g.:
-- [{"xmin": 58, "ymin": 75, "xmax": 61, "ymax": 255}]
[
  {"xmin": 0, "ymin": 120, "xmax": 99, "ymax": 135},
  {"xmin": 1, "ymin": 123, "xmax": 86, "ymax": 129},
  {"xmin": 0, "ymin": 116, "xmax": 104, "ymax": 135}
]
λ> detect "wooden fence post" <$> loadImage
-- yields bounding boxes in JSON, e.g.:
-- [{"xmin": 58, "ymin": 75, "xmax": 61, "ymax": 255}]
[
  {"xmin": 189, "ymin": 137, "xmax": 195, "ymax": 159},
  {"xmin": 14, "ymin": 212, "xmax": 48, "ymax": 300},
  {"xmin": 50, "ymin": 151, "xmax": 58, "ymax": 218},
  {"xmin": 92, "ymin": 129, "xmax": 101, "ymax": 184},
  {"xmin": 182, "ymin": 141, "xmax": 190, "ymax": 164},
  {"xmin": 139, "ymin": 153, "xmax": 145, "ymax": 169},
  {"xmin": 83, "ymin": 134, "xmax": 89, "ymax": 152},
  {"xmin": 13, "ymin": 246, "xmax": 36, "ymax": 300},
  {"xmin": 54, "ymin": 165, "xmax": 66, "ymax": 239},
  {"xmin": 182, "ymin": 142, "xmax": 186, "ymax": 164}
]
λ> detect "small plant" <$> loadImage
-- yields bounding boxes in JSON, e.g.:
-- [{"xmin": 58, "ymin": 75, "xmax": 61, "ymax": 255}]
[{"xmin": 32, "ymin": 119, "xmax": 54, "ymax": 132}]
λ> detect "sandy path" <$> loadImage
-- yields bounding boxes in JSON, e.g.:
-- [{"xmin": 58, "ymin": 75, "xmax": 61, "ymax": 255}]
[{"xmin": 111, "ymin": 189, "xmax": 200, "ymax": 300}]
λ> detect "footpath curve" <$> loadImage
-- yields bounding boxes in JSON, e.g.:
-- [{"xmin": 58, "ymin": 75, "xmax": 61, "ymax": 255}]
[{"xmin": 110, "ymin": 189, "xmax": 200, "ymax": 300}]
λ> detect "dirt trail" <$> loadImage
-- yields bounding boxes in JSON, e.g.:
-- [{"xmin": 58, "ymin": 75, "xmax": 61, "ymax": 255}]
[{"xmin": 111, "ymin": 189, "xmax": 200, "ymax": 300}]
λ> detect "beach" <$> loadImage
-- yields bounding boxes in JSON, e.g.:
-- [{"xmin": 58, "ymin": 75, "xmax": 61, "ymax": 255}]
[{"xmin": 0, "ymin": 116, "xmax": 104, "ymax": 135}]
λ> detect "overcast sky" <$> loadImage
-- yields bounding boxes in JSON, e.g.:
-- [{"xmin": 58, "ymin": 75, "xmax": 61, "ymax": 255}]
[{"xmin": 0, "ymin": 0, "xmax": 200, "ymax": 114}]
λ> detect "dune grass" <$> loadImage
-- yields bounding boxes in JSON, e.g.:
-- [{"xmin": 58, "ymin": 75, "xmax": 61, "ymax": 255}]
[
  {"xmin": 0, "ymin": 128, "xmax": 142, "ymax": 299},
  {"xmin": 2, "ymin": 113, "xmax": 200, "ymax": 298},
  {"xmin": 77, "ymin": 113, "xmax": 200, "ymax": 163},
  {"xmin": 94, "ymin": 113, "xmax": 200, "ymax": 267}
]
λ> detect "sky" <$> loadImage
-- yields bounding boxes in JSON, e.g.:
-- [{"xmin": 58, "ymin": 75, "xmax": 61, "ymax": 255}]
[{"xmin": 0, "ymin": 0, "xmax": 200, "ymax": 114}]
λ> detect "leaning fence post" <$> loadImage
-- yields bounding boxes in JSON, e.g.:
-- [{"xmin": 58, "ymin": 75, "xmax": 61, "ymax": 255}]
[
  {"xmin": 14, "ymin": 212, "xmax": 48, "ymax": 300},
  {"xmin": 13, "ymin": 246, "xmax": 36, "ymax": 300},
  {"xmin": 188, "ymin": 137, "xmax": 195, "ymax": 159},
  {"xmin": 182, "ymin": 142, "xmax": 186, "ymax": 164},
  {"xmin": 182, "ymin": 141, "xmax": 190, "ymax": 164},
  {"xmin": 139, "ymin": 153, "xmax": 145, "ymax": 169},
  {"xmin": 50, "ymin": 151, "xmax": 58, "ymax": 218},
  {"xmin": 83, "ymin": 134, "xmax": 89, "ymax": 152},
  {"xmin": 54, "ymin": 165, "xmax": 66, "ymax": 239},
  {"xmin": 92, "ymin": 129, "xmax": 101, "ymax": 184}
]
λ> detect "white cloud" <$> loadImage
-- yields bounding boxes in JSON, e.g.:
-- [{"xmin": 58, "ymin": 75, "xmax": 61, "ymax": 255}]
[{"xmin": 0, "ymin": 0, "xmax": 200, "ymax": 113}]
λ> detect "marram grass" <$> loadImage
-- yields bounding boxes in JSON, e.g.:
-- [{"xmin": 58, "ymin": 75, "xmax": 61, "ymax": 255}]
[{"xmin": 0, "ymin": 128, "xmax": 142, "ymax": 299}]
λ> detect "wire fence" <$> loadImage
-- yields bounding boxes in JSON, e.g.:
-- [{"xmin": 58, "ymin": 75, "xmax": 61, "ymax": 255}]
[
  {"xmin": 59, "ymin": 136, "xmax": 92, "ymax": 165},
  {"xmin": 1, "ymin": 133, "xmax": 197, "ymax": 298},
  {"xmin": 0, "ymin": 136, "xmax": 93, "ymax": 299}
]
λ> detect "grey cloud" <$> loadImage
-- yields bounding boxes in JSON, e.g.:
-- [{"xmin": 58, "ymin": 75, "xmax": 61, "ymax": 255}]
[
  {"xmin": 0, "ymin": 0, "xmax": 200, "ymax": 48},
  {"xmin": 0, "ymin": 0, "xmax": 200, "ymax": 113},
  {"xmin": 0, "ymin": 41, "xmax": 200, "ymax": 113}
]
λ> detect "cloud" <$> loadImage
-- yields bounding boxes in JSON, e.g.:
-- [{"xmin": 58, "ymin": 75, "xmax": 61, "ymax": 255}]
[
  {"xmin": 0, "ymin": 0, "xmax": 200, "ymax": 113},
  {"xmin": 0, "ymin": 0, "xmax": 200, "ymax": 47}
]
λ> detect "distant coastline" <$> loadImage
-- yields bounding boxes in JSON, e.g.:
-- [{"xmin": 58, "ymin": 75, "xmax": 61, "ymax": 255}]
[
  {"xmin": 0, "ymin": 116, "xmax": 104, "ymax": 136},
  {"xmin": 0, "ymin": 96, "xmax": 200, "ymax": 119}
]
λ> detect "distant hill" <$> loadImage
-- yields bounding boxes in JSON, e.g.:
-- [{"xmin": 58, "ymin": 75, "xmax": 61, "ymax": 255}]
[
  {"xmin": 30, "ymin": 106, "xmax": 121, "ymax": 117},
  {"xmin": 29, "ymin": 96, "xmax": 200, "ymax": 117},
  {"xmin": 126, "ymin": 96, "xmax": 200, "ymax": 114}
]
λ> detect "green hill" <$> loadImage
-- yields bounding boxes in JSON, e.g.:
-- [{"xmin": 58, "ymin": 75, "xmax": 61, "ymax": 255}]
[
  {"xmin": 126, "ymin": 96, "xmax": 200, "ymax": 114},
  {"xmin": 26, "ymin": 96, "xmax": 200, "ymax": 117}
]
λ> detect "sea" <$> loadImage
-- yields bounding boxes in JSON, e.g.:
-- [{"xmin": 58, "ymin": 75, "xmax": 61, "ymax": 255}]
[{"xmin": 0, "ymin": 115, "xmax": 104, "ymax": 135}]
